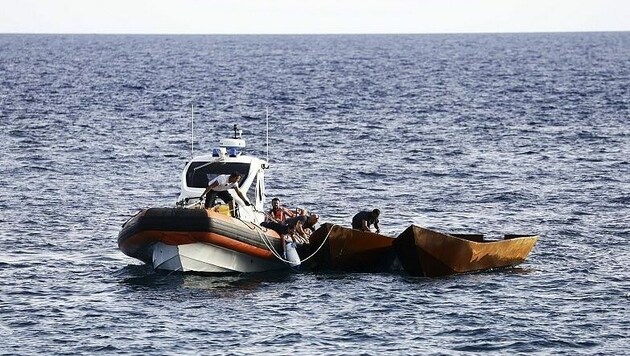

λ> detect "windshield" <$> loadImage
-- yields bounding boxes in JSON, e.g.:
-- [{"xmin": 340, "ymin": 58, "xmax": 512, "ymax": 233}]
[{"xmin": 185, "ymin": 162, "xmax": 251, "ymax": 188}]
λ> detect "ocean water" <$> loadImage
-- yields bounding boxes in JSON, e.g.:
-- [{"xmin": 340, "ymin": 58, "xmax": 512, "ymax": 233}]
[{"xmin": 0, "ymin": 33, "xmax": 628, "ymax": 354}]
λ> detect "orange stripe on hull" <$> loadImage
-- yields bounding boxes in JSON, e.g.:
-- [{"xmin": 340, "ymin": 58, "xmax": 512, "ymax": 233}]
[{"xmin": 121, "ymin": 230, "xmax": 277, "ymax": 260}]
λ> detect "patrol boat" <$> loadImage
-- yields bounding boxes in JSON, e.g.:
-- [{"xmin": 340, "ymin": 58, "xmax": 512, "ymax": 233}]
[{"xmin": 118, "ymin": 124, "xmax": 294, "ymax": 273}]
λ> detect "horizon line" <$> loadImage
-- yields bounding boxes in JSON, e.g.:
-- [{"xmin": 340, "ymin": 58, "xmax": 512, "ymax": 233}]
[{"xmin": 1, "ymin": 29, "xmax": 629, "ymax": 36}]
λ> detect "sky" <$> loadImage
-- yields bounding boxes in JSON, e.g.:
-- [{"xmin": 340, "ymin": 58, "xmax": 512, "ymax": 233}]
[{"xmin": 0, "ymin": 0, "xmax": 628, "ymax": 35}]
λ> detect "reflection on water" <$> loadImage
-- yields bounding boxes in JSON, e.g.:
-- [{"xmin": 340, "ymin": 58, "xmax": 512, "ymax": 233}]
[
  {"xmin": 118, "ymin": 264, "xmax": 299, "ymax": 295},
  {"xmin": 181, "ymin": 270, "xmax": 297, "ymax": 293},
  {"xmin": 118, "ymin": 263, "xmax": 539, "ymax": 293}
]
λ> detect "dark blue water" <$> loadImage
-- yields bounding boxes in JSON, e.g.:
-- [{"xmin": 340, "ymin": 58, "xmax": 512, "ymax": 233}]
[{"xmin": 1, "ymin": 33, "xmax": 629, "ymax": 354}]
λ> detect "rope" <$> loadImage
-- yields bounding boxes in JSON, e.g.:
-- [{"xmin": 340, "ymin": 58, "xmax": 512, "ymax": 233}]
[
  {"xmin": 230, "ymin": 205, "xmax": 338, "ymax": 267},
  {"xmin": 246, "ymin": 216, "xmax": 337, "ymax": 263},
  {"xmin": 172, "ymin": 199, "xmax": 295, "ymax": 263},
  {"xmin": 235, "ymin": 211, "xmax": 289, "ymax": 263},
  {"xmin": 299, "ymin": 224, "xmax": 336, "ymax": 263},
  {"xmin": 253, "ymin": 224, "xmax": 292, "ymax": 263},
  {"xmin": 253, "ymin": 222, "xmax": 337, "ymax": 265}
]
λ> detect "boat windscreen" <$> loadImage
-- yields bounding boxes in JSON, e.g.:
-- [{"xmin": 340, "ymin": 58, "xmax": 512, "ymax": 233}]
[{"xmin": 186, "ymin": 162, "xmax": 250, "ymax": 188}]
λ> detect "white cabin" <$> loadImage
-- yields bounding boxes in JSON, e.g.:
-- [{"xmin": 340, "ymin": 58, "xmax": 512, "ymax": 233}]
[{"xmin": 176, "ymin": 125, "xmax": 268, "ymax": 223}]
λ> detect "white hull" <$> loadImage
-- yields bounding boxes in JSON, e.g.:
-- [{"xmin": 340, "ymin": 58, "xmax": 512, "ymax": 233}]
[{"xmin": 151, "ymin": 242, "xmax": 288, "ymax": 273}]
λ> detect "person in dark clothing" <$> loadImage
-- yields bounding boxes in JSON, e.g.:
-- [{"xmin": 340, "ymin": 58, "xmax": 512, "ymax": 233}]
[
  {"xmin": 262, "ymin": 214, "xmax": 319, "ymax": 244},
  {"xmin": 286, "ymin": 214, "xmax": 318, "ymax": 243},
  {"xmin": 352, "ymin": 209, "xmax": 380, "ymax": 233},
  {"xmin": 260, "ymin": 220, "xmax": 289, "ymax": 235}
]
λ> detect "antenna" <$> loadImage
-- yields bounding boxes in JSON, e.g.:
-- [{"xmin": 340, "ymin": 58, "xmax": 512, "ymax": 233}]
[
  {"xmin": 265, "ymin": 107, "xmax": 269, "ymax": 163},
  {"xmin": 191, "ymin": 104, "xmax": 194, "ymax": 158}
]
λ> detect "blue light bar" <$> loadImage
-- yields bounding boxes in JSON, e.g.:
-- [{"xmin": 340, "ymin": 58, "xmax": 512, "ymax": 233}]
[{"xmin": 227, "ymin": 147, "xmax": 240, "ymax": 157}]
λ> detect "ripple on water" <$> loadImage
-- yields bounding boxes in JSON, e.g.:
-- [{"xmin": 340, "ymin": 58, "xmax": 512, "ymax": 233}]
[{"xmin": 0, "ymin": 32, "xmax": 629, "ymax": 355}]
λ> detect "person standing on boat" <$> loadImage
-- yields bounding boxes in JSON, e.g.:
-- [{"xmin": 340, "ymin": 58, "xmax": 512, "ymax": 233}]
[
  {"xmin": 200, "ymin": 172, "xmax": 251, "ymax": 210},
  {"xmin": 352, "ymin": 209, "xmax": 381, "ymax": 234}
]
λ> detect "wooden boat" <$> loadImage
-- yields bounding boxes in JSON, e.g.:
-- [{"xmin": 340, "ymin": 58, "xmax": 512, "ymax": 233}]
[
  {"xmin": 393, "ymin": 225, "xmax": 538, "ymax": 277},
  {"xmin": 303, "ymin": 223, "xmax": 397, "ymax": 272}
]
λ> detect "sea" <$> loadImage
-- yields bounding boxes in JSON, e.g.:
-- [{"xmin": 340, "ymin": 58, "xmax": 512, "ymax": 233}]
[{"xmin": 0, "ymin": 33, "xmax": 628, "ymax": 355}]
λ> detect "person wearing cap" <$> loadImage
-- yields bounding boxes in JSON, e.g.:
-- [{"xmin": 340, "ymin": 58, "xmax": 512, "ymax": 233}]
[
  {"xmin": 200, "ymin": 171, "xmax": 251, "ymax": 210},
  {"xmin": 352, "ymin": 209, "xmax": 381, "ymax": 234}
]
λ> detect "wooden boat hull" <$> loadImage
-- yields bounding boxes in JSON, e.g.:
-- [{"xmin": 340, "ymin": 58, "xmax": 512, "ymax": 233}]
[
  {"xmin": 118, "ymin": 207, "xmax": 286, "ymax": 272},
  {"xmin": 393, "ymin": 225, "xmax": 538, "ymax": 277},
  {"xmin": 304, "ymin": 223, "xmax": 397, "ymax": 272}
]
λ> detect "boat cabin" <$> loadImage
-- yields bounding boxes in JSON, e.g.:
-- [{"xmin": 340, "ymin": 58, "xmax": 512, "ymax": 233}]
[{"xmin": 177, "ymin": 125, "xmax": 268, "ymax": 218}]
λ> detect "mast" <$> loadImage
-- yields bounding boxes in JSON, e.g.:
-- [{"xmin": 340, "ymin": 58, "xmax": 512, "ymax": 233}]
[
  {"xmin": 191, "ymin": 104, "xmax": 195, "ymax": 158},
  {"xmin": 266, "ymin": 107, "xmax": 269, "ymax": 163}
]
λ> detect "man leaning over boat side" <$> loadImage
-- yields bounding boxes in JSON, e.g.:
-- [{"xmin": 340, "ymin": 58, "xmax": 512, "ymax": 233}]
[
  {"xmin": 289, "ymin": 214, "xmax": 319, "ymax": 244},
  {"xmin": 352, "ymin": 209, "xmax": 381, "ymax": 234},
  {"xmin": 200, "ymin": 171, "xmax": 252, "ymax": 212},
  {"xmin": 261, "ymin": 213, "xmax": 319, "ymax": 245}
]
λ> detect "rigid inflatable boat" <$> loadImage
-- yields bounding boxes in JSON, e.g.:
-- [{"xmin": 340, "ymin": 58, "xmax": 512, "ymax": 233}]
[{"xmin": 118, "ymin": 124, "xmax": 293, "ymax": 273}]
